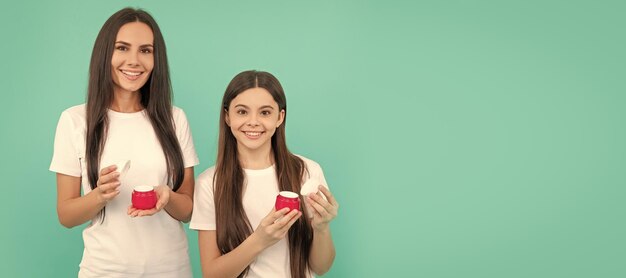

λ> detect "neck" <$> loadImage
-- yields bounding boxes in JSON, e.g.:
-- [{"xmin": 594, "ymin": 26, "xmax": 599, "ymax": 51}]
[
  {"xmin": 238, "ymin": 144, "xmax": 274, "ymax": 170},
  {"xmin": 111, "ymin": 89, "xmax": 143, "ymax": 113}
]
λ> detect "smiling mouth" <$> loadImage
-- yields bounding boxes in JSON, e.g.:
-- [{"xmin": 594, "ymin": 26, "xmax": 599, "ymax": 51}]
[
  {"xmin": 244, "ymin": 131, "xmax": 264, "ymax": 138},
  {"xmin": 120, "ymin": 70, "xmax": 143, "ymax": 81}
]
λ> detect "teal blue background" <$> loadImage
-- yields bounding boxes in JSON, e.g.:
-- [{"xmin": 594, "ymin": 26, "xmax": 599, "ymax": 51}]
[{"xmin": 1, "ymin": 0, "xmax": 625, "ymax": 277}]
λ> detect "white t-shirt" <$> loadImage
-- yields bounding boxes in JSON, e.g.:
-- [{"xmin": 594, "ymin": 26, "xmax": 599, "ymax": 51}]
[
  {"xmin": 50, "ymin": 104, "xmax": 199, "ymax": 277},
  {"xmin": 190, "ymin": 156, "xmax": 327, "ymax": 278}
]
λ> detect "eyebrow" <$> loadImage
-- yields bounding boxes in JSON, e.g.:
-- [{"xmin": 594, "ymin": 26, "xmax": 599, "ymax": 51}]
[
  {"xmin": 233, "ymin": 104, "xmax": 275, "ymax": 110},
  {"xmin": 115, "ymin": 41, "xmax": 154, "ymax": 48}
]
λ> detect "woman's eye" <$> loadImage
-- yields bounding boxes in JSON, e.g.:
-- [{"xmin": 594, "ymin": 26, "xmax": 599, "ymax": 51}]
[
  {"xmin": 260, "ymin": 110, "xmax": 271, "ymax": 116},
  {"xmin": 236, "ymin": 110, "xmax": 247, "ymax": 115},
  {"xmin": 116, "ymin": 46, "xmax": 128, "ymax": 51},
  {"xmin": 140, "ymin": 48, "xmax": 153, "ymax": 54}
]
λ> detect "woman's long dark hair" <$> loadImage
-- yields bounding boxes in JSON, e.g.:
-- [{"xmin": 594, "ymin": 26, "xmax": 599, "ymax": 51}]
[
  {"xmin": 214, "ymin": 70, "xmax": 314, "ymax": 277},
  {"xmin": 86, "ymin": 8, "xmax": 184, "ymax": 219}
]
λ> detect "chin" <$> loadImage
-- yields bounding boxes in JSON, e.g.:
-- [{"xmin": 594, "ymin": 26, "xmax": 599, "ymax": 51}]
[{"xmin": 120, "ymin": 85, "xmax": 145, "ymax": 93}]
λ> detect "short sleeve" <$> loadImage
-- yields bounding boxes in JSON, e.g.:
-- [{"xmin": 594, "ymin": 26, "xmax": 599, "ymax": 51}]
[
  {"xmin": 190, "ymin": 167, "xmax": 217, "ymax": 230},
  {"xmin": 315, "ymin": 163, "xmax": 329, "ymax": 189},
  {"xmin": 302, "ymin": 156, "xmax": 329, "ymax": 190},
  {"xmin": 49, "ymin": 110, "xmax": 82, "ymax": 177},
  {"xmin": 173, "ymin": 107, "xmax": 200, "ymax": 168}
]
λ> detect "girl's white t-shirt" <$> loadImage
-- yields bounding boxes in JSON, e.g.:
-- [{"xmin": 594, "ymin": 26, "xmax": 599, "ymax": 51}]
[
  {"xmin": 190, "ymin": 156, "xmax": 328, "ymax": 278},
  {"xmin": 50, "ymin": 104, "xmax": 199, "ymax": 277}
]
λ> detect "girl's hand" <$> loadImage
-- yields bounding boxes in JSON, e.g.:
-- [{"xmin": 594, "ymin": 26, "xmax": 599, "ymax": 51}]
[
  {"xmin": 94, "ymin": 165, "xmax": 121, "ymax": 204},
  {"xmin": 252, "ymin": 208, "xmax": 302, "ymax": 248},
  {"xmin": 127, "ymin": 185, "xmax": 171, "ymax": 217},
  {"xmin": 306, "ymin": 186, "xmax": 339, "ymax": 232}
]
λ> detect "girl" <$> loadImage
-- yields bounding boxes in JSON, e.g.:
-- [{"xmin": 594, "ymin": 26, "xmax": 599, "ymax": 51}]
[
  {"xmin": 190, "ymin": 70, "xmax": 339, "ymax": 277},
  {"xmin": 49, "ymin": 8, "xmax": 198, "ymax": 277}
]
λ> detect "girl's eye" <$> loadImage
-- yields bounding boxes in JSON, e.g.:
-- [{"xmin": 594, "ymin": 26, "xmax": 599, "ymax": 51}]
[
  {"xmin": 140, "ymin": 48, "xmax": 153, "ymax": 54},
  {"xmin": 236, "ymin": 110, "xmax": 247, "ymax": 115},
  {"xmin": 116, "ymin": 46, "xmax": 128, "ymax": 51},
  {"xmin": 260, "ymin": 110, "xmax": 271, "ymax": 116}
]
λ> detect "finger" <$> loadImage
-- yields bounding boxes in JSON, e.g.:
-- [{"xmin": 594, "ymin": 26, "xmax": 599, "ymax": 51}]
[
  {"xmin": 101, "ymin": 190, "xmax": 120, "ymax": 202},
  {"xmin": 307, "ymin": 196, "xmax": 330, "ymax": 218},
  {"xmin": 136, "ymin": 208, "xmax": 158, "ymax": 217},
  {"xmin": 279, "ymin": 211, "xmax": 302, "ymax": 232},
  {"xmin": 156, "ymin": 202, "xmax": 165, "ymax": 211},
  {"xmin": 98, "ymin": 172, "xmax": 120, "ymax": 186},
  {"xmin": 262, "ymin": 208, "xmax": 288, "ymax": 225},
  {"xmin": 308, "ymin": 192, "xmax": 329, "ymax": 207},
  {"xmin": 99, "ymin": 165, "xmax": 117, "ymax": 176},
  {"xmin": 98, "ymin": 182, "xmax": 121, "ymax": 193},
  {"xmin": 318, "ymin": 185, "xmax": 338, "ymax": 207},
  {"xmin": 128, "ymin": 206, "xmax": 136, "ymax": 215},
  {"xmin": 311, "ymin": 191, "xmax": 338, "ymax": 214},
  {"xmin": 129, "ymin": 209, "xmax": 142, "ymax": 217},
  {"xmin": 128, "ymin": 210, "xmax": 139, "ymax": 217},
  {"xmin": 155, "ymin": 196, "xmax": 168, "ymax": 211},
  {"xmin": 276, "ymin": 209, "xmax": 300, "ymax": 226},
  {"xmin": 130, "ymin": 207, "xmax": 151, "ymax": 217}
]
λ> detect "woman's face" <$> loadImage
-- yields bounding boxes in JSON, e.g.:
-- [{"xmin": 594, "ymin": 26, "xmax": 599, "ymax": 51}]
[
  {"xmin": 111, "ymin": 21, "xmax": 154, "ymax": 95},
  {"xmin": 226, "ymin": 88, "xmax": 285, "ymax": 154}
]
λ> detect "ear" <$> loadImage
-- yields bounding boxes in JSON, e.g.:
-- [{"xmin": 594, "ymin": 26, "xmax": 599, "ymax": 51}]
[
  {"xmin": 224, "ymin": 109, "xmax": 230, "ymax": 126},
  {"xmin": 277, "ymin": 109, "xmax": 285, "ymax": 128}
]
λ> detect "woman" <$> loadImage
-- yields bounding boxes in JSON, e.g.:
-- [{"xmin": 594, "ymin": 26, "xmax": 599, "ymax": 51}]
[{"xmin": 49, "ymin": 8, "xmax": 198, "ymax": 277}]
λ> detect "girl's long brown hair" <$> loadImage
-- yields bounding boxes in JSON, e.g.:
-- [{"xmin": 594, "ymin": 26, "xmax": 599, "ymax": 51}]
[
  {"xmin": 86, "ymin": 8, "xmax": 184, "ymax": 220},
  {"xmin": 214, "ymin": 70, "xmax": 314, "ymax": 277}
]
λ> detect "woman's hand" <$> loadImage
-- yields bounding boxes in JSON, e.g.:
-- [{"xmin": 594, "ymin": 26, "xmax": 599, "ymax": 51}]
[
  {"xmin": 127, "ymin": 185, "xmax": 171, "ymax": 217},
  {"xmin": 306, "ymin": 186, "xmax": 339, "ymax": 232},
  {"xmin": 94, "ymin": 165, "xmax": 121, "ymax": 204},
  {"xmin": 251, "ymin": 208, "xmax": 302, "ymax": 248}
]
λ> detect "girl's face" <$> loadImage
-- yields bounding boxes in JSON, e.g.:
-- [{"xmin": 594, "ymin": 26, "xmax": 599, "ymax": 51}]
[
  {"xmin": 111, "ymin": 22, "xmax": 154, "ymax": 95},
  {"xmin": 226, "ymin": 87, "xmax": 285, "ymax": 154}
]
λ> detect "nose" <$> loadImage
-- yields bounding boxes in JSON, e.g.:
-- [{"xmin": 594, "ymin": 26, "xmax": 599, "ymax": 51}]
[
  {"xmin": 246, "ymin": 114, "xmax": 260, "ymax": 126},
  {"xmin": 125, "ymin": 50, "xmax": 140, "ymax": 67}
]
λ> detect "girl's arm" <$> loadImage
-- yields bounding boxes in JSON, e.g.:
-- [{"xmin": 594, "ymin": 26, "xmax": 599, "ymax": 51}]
[
  {"xmin": 56, "ymin": 166, "xmax": 121, "ymax": 228},
  {"xmin": 199, "ymin": 208, "xmax": 301, "ymax": 278},
  {"xmin": 307, "ymin": 186, "xmax": 339, "ymax": 275}
]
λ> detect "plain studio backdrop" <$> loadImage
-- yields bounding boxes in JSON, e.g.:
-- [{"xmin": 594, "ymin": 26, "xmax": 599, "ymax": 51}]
[{"xmin": 1, "ymin": 0, "xmax": 624, "ymax": 277}]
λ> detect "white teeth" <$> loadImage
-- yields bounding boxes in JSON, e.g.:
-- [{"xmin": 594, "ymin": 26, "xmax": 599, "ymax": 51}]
[
  {"xmin": 121, "ymin": 70, "xmax": 141, "ymax": 76},
  {"xmin": 245, "ymin": 132, "xmax": 261, "ymax": 136}
]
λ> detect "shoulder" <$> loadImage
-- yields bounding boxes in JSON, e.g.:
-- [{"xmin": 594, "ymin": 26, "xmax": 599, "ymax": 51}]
[
  {"xmin": 294, "ymin": 154, "xmax": 323, "ymax": 172},
  {"xmin": 57, "ymin": 104, "xmax": 87, "ymax": 129},
  {"xmin": 172, "ymin": 105, "xmax": 186, "ymax": 118},
  {"xmin": 196, "ymin": 166, "xmax": 217, "ymax": 186},
  {"xmin": 195, "ymin": 166, "xmax": 217, "ymax": 196},
  {"xmin": 171, "ymin": 105, "xmax": 191, "ymax": 124},
  {"xmin": 172, "ymin": 105, "xmax": 184, "ymax": 114},
  {"xmin": 61, "ymin": 104, "xmax": 87, "ymax": 119}
]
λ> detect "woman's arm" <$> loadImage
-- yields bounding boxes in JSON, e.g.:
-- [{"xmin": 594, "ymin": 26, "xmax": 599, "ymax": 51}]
[
  {"xmin": 307, "ymin": 186, "xmax": 339, "ymax": 275},
  {"xmin": 56, "ymin": 166, "xmax": 121, "ymax": 228},
  {"xmin": 163, "ymin": 167, "xmax": 195, "ymax": 222},
  {"xmin": 198, "ymin": 208, "xmax": 301, "ymax": 278}
]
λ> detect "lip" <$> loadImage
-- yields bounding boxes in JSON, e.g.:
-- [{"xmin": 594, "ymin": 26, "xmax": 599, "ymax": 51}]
[
  {"xmin": 119, "ymin": 69, "xmax": 144, "ymax": 81},
  {"xmin": 243, "ymin": 131, "xmax": 264, "ymax": 139}
]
